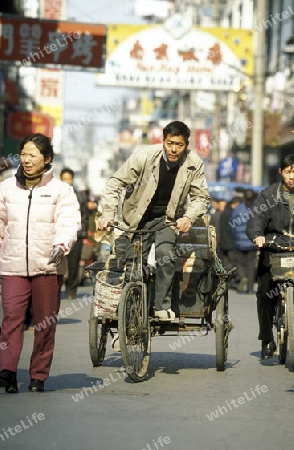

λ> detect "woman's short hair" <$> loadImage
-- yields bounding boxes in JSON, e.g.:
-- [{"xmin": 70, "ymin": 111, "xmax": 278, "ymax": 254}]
[{"xmin": 19, "ymin": 133, "xmax": 54, "ymax": 169}]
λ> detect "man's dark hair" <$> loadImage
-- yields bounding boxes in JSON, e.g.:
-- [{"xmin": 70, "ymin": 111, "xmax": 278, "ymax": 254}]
[
  {"xmin": 19, "ymin": 133, "xmax": 54, "ymax": 169},
  {"xmin": 60, "ymin": 168, "xmax": 74, "ymax": 178},
  {"xmin": 280, "ymin": 154, "xmax": 294, "ymax": 170},
  {"xmin": 163, "ymin": 121, "xmax": 190, "ymax": 143},
  {"xmin": 244, "ymin": 189, "xmax": 256, "ymax": 207}
]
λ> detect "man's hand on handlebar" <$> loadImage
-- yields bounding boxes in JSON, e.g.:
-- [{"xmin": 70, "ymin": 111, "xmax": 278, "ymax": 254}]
[
  {"xmin": 253, "ymin": 236, "xmax": 266, "ymax": 248},
  {"xmin": 97, "ymin": 217, "xmax": 113, "ymax": 232},
  {"xmin": 176, "ymin": 217, "xmax": 192, "ymax": 233}
]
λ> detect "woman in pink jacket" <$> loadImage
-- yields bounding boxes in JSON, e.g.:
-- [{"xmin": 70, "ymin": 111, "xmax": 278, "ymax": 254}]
[{"xmin": 0, "ymin": 133, "xmax": 81, "ymax": 393}]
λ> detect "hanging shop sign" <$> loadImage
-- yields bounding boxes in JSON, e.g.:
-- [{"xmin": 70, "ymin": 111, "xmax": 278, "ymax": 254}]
[
  {"xmin": 35, "ymin": 69, "xmax": 64, "ymax": 125},
  {"xmin": 194, "ymin": 129, "xmax": 210, "ymax": 158},
  {"xmin": 7, "ymin": 111, "xmax": 54, "ymax": 141},
  {"xmin": 96, "ymin": 23, "xmax": 253, "ymax": 90},
  {"xmin": 0, "ymin": 16, "xmax": 106, "ymax": 69},
  {"xmin": 35, "ymin": 1, "xmax": 67, "ymax": 126}
]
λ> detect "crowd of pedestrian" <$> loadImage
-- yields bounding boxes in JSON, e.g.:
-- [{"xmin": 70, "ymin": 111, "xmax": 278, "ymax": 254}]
[{"xmin": 208, "ymin": 188, "xmax": 259, "ymax": 294}]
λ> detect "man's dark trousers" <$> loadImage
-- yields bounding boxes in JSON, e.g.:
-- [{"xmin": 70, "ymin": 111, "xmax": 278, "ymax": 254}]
[{"xmin": 124, "ymin": 216, "xmax": 177, "ymax": 311}]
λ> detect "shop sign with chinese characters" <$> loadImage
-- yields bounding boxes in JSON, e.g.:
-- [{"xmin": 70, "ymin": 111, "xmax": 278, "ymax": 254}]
[
  {"xmin": 0, "ymin": 16, "xmax": 106, "ymax": 69},
  {"xmin": 96, "ymin": 24, "xmax": 253, "ymax": 90},
  {"xmin": 36, "ymin": 0, "xmax": 67, "ymax": 126},
  {"xmin": 7, "ymin": 111, "xmax": 54, "ymax": 141},
  {"xmin": 35, "ymin": 69, "xmax": 64, "ymax": 125}
]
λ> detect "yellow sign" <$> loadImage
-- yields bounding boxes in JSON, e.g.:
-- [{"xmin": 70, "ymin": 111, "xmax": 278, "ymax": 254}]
[
  {"xmin": 97, "ymin": 24, "xmax": 253, "ymax": 91},
  {"xmin": 35, "ymin": 105, "xmax": 63, "ymax": 126},
  {"xmin": 35, "ymin": 69, "xmax": 64, "ymax": 125}
]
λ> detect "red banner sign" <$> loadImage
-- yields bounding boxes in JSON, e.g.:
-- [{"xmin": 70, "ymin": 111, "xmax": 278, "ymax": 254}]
[
  {"xmin": 194, "ymin": 129, "xmax": 211, "ymax": 158},
  {"xmin": 40, "ymin": 0, "xmax": 66, "ymax": 20},
  {"xmin": 149, "ymin": 126, "xmax": 163, "ymax": 144},
  {"xmin": 7, "ymin": 111, "xmax": 54, "ymax": 141},
  {"xmin": 0, "ymin": 17, "xmax": 106, "ymax": 69}
]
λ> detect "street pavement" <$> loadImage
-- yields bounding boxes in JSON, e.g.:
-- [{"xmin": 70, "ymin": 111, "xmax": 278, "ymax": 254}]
[{"xmin": 1, "ymin": 283, "xmax": 294, "ymax": 450}]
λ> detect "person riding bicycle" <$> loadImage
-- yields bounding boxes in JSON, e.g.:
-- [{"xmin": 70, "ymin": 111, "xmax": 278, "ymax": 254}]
[
  {"xmin": 97, "ymin": 120, "xmax": 210, "ymax": 321},
  {"xmin": 246, "ymin": 154, "xmax": 294, "ymax": 359}
]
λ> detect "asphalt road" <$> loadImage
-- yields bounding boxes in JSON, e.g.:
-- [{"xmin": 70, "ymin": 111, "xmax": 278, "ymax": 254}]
[{"xmin": 1, "ymin": 284, "xmax": 294, "ymax": 450}]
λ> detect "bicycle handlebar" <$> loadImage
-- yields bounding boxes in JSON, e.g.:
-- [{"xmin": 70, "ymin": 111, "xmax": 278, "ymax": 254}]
[
  {"xmin": 107, "ymin": 221, "xmax": 178, "ymax": 234},
  {"xmin": 264, "ymin": 240, "xmax": 294, "ymax": 251}
]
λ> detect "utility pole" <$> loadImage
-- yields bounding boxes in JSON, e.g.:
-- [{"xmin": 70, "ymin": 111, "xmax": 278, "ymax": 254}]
[
  {"xmin": 212, "ymin": 0, "xmax": 221, "ymax": 173},
  {"xmin": 251, "ymin": 0, "xmax": 266, "ymax": 185}
]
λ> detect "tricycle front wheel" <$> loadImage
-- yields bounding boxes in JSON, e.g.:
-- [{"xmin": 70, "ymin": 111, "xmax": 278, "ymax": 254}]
[
  {"xmin": 215, "ymin": 290, "xmax": 229, "ymax": 371},
  {"xmin": 118, "ymin": 282, "xmax": 151, "ymax": 382},
  {"xmin": 89, "ymin": 302, "xmax": 108, "ymax": 367}
]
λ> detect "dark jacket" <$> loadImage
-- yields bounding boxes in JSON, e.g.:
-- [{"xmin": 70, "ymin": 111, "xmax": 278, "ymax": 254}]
[
  {"xmin": 231, "ymin": 202, "xmax": 256, "ymax": 251},
  {"xmin": 209, "ymin": 209, "xmax": 221, "ymax": 244},
  {"xmin": 219, "ymin": 203, "xmax": 235, "ymax": 251},
  {"xmin": 76, "ymin": 190, "xmax": 89, "ymax": 239},
  {"xmin": 246, "ymin": 182, "xmax": 293, "ymax": 247}
]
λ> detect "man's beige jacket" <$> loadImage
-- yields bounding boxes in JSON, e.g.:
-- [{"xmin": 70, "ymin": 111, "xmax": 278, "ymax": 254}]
[{"xmin": 100, "ymin": 144, "xmax": 210, "ymax": 229}]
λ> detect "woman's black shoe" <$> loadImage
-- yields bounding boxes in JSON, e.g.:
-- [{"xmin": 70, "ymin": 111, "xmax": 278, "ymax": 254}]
[
  {"xmin": 0, "ymin": 370, "xmax": 18, "ymax": 393},
  {"xmin": 28, "ymin": 379, "xmax": 44, "ymax": 392}
]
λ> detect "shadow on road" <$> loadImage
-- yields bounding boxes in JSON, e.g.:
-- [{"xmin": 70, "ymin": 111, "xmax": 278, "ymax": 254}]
[
  {"xmin": 5, "ymin": 369, "xmax": 104, "ymax": 393},
  {"xmin": 57, "ymin": 318, "xmax": 82, "ymax": 325}
]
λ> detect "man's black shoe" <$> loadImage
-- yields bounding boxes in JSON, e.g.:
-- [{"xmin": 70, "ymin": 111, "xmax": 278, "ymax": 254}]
[
  {"xmin": 261, "ymin": 340, "xmax": 277, "ymax": 360},
  {"xmin": 28, "ymin": 379, "xmax": 44, "ymax": 392},
  {"xmin": 0, "ymin": 369, "xmax": 18, "ymax": 393}
]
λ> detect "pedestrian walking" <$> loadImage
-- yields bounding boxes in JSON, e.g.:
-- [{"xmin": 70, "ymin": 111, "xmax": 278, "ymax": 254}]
[
  {"xmin": 218, "ymin": 196, "xmax": 241, "ymax": 276},
  {"xmin": 60, "ymin": 168, "xmax": 89, "ymax": 299},
  {"xmin": 0, "ymin": 134, "xmax": 81, "ymax": 393},
  {"xmin": 231, "ymin": 189, "xmax": 257, "ymax": 294}
]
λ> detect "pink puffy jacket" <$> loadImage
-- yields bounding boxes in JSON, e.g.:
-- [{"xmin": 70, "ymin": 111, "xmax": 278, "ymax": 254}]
[{"xmin": 0, "ymin": 168, "xmax": 81, "ymax": 276}]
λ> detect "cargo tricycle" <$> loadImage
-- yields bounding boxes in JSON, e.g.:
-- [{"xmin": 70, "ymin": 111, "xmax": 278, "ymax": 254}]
[{"xmin": 87, "ymin": 216, "xmax": 234, "ymax": 382}]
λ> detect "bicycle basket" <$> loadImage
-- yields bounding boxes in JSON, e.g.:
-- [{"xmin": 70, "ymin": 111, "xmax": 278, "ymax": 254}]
[
  {"xmin": 94, "ymin": 270, "xmax": 125, "ymax": 318},
  {"xmin": 269, "ymin": 252, "xmax": 294, "ymax": 279}
]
